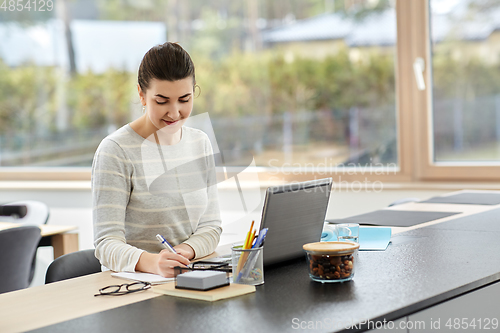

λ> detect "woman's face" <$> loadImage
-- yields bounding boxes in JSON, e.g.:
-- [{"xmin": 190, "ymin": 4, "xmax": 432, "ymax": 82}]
[{"xmin": 138, "ymin": 77, "xmax": 194, "ymax": 135}]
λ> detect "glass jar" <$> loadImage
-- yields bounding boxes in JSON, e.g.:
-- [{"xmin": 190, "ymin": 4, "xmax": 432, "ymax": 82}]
[{"xmin": 303, "ymin": 241, "xmax": 360, "ymax": 283}]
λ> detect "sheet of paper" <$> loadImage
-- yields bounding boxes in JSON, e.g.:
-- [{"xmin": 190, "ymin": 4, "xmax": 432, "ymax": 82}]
[{"xmin": 111, "ymin": 272, "xmax": 175, "ymax": 284}]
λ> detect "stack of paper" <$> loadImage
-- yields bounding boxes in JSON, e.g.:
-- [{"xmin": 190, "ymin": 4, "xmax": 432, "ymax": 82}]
[{"xmin": 176, "ymin": 271, "xmax": 228, "ymax": 291}]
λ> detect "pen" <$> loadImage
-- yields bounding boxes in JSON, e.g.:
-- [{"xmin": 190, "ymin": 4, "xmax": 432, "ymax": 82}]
[
  {"xmin": 235, "ymin": 228, "xmax": 268, "ymax": 283},
  {"xmin": 236, "ymin": 220, "xmax": 255, "ymax": 277},
  {"xmin": 156, "ymin": 234, "xmax": 177, "ymax": 254}
]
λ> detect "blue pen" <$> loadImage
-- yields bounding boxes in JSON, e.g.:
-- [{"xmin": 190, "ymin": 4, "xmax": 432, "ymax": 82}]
[
  {"xmin": 156, "ymin": 234, "xmax": 177, "ymax": 254},
  {"xmin": 251, "ymin": 228, "xmax": 268, "ymax": 249}
]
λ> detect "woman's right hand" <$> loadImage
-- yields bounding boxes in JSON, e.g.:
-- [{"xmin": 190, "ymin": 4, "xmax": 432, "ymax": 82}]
[{"xmin": 156, "ymin": 249, "xmax": 191, "ymax": 278}]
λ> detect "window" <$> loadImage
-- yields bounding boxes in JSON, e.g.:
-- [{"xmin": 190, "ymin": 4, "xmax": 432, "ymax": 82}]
[
  {"xmin": 412, "ymin": 0, "xmax": 500, "ymax": 180},
  {"xmin": 431, "ymin": 0, "xmax": 500, "ymax": 163},
  {"xmin": 9, "ymin": 0, "xmax": 485, "ymax": 183},
  {"xmin": 0, "ymin": 0, "xmax": 402, "ymax": 182}
]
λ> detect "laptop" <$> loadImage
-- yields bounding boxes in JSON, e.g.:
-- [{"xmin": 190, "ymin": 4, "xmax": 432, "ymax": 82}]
[{"xmin": 259, "ymin": 178, "xmax": 333, "ymax": 266}]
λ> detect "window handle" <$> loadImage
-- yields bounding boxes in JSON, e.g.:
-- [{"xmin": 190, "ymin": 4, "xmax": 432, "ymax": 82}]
[{"xmin": 413, "ymin": 57, "xmax": 426, "ymax": 91}]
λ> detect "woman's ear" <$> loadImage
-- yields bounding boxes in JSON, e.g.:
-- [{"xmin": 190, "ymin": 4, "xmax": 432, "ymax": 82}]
[{"xmin": 137, "ymin": 84, "xmax": 146, "ymax": 105}]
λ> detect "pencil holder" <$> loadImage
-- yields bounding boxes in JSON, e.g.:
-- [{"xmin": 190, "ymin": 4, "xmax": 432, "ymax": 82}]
[{"xmin": 231, "ymin": 244, "xmax": 264, "ymax": 286}]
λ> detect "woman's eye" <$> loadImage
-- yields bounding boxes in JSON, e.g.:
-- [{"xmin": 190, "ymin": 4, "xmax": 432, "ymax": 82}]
[
  {"xmin": 156, "ymin": 101, "xmax": 166, "ymax": 105},
  {"xmin": 180, "ymin": 99, "xmax": 190, "ymax": 103}
]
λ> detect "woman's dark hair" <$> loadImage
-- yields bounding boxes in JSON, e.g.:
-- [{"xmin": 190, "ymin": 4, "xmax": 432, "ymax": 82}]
[{"xmin": 138, "ymin": 42, "xmax": 196, "ymax": 92}]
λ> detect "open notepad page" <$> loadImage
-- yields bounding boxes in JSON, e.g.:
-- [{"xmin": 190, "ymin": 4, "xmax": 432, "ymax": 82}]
[{"xmin": 111, "ymin": 272, "xmax": 175, "ymax": 284}]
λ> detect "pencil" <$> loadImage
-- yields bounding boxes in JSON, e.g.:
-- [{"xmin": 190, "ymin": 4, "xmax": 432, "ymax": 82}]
[
  {"xmin": 245, "ymin": 221, "xmax": 255, "ymax": 249},
  {"xmin": 248, "ymin": 229, "xmax": 256, "ymax": 248},
  {"xmin": 236, "ymin": 221, "xmax": 255, "ymax": 278}
]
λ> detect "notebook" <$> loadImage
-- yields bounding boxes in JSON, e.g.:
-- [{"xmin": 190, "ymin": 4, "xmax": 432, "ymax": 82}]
[{"xmin": 152, "ymin": 282, "xmax": 256, "ymax": 302}]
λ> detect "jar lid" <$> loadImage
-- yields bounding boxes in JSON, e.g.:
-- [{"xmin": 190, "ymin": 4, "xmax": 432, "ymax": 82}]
[{"xmin": 303, "ymin": 241, "xmax": 360, "ymax": 253}]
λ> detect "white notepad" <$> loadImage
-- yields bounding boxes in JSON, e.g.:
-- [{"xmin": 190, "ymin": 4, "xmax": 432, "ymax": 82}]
[{"xmin": 111, "ymin": 272, "xmax": 175, "ymax": 284}]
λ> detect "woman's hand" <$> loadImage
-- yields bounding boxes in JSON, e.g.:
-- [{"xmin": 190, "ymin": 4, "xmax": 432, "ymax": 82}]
[
  {"xmin": 156, "ymin": 249, "xmax": 191, "ymax": 278},
  {"xmin": 135, "ymin": 244, "xmax": 195, "ymax": 278},
  {"xmin": 174, "ymin": 243, "xmax": 195, "ymax": 260}
]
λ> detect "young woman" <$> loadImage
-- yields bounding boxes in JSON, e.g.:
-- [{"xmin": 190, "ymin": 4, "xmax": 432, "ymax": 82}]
[{"xmin": 92, "ymin": 42, "xmax": 222, "ymax": 277}]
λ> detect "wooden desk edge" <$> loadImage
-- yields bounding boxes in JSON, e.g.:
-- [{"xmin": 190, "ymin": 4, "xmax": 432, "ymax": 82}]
[{"xmin": 0, "ymin": 271, "xmax": 161, "ymax": 333}]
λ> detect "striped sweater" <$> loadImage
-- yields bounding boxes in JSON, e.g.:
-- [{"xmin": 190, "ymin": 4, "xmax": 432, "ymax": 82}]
[{"xmin": 92, "ymin": 124, "xmax": 222, "ymax": 272}]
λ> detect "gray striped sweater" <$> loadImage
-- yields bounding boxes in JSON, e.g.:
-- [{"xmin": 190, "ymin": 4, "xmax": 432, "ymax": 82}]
[{"xmin": 92, "ymin": 124, "xmax": 222, "ymax": 272}]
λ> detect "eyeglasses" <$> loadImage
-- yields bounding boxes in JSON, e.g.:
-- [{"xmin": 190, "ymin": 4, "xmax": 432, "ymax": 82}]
[{"xmin": 94, "ymin": 281, "xmax": 151, "ymax": 297}]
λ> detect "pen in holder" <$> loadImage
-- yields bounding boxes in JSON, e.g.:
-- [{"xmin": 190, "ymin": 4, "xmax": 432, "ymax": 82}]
[{"xmin": 231, "ymin": 245, "xmax": 264, "ymax": 285}]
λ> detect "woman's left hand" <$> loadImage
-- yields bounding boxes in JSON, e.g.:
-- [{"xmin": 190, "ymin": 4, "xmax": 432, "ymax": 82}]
[{"xmin": 174, "ymin": 243, "xmax": 195, "ymax": 260}]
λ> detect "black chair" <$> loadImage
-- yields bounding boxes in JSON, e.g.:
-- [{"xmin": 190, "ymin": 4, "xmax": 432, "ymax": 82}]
[
  {"xmin": 1, "ymin": 201, "xmax": 50, "ymax": 285},
  {"xmin": 0, "ymin": 226, "xmax": 42, "ymax": 294},
  {"xmin": 45, "ymin": 249, "xmax": 102, "ymax": 284}
]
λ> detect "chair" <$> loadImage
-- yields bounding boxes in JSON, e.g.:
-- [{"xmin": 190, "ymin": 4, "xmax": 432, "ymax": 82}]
[
  {"xmin": 45, "ymin": 249, "xmax": 102, "ymax": 284},
  {"xmin": 0, "ymin": 200, "xmax": 50, "ymax": 225},
  {"xmin": 0, "ymin": 200, "xmax": 50, "ymax": 285},
  {"xmin": 0, "ymin": 226, "xmax": 42, "ymax": 294}
]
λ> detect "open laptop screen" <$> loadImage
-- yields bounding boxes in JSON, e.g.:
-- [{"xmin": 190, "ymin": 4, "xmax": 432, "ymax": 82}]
[{"xmin": 260, "ymin": 178, "xmax": 332, "ymax": 266}]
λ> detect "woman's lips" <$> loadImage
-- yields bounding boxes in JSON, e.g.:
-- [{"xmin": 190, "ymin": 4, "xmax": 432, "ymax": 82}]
[{"xmin": 162, "ymin": 119, "xmax": 178, "ymax": 125}]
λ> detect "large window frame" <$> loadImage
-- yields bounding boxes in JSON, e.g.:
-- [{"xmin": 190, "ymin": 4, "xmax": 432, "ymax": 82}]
[
  {"xmin": 3, "ymin": 0, "xmax": 495, "ymax": 183},
  {"xmin": 412, "ymin": 0, "xmax": 500, "ymax": 181}
]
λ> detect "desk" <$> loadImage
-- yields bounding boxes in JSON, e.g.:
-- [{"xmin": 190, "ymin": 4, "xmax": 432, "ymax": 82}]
[
  {"xmin": 0, "ymin": 222, "xmax": 78, "ymax": 259},
  {"xmin": 1, "ymin": 190, "xmax": 500, "ymax": 333}
]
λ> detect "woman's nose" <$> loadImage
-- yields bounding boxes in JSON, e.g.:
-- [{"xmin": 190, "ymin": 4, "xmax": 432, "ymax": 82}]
[{"xmin": 166, "ymin": 105, "xmax": 181, "ymax": 119}]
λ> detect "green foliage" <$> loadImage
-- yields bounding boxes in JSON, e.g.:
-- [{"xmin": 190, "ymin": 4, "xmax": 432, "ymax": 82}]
[
  {"xmin": 68, "ymin": 69, "xmax": 136, "ymax": 130},
  {"xmin": 193, "ymin": 50, "xmax": 272, "ymax": 117},
  {"xmin": 193, "ymin": 49, "xmax": 395, "ymax": 120},
  {"xmin": 0, "ymin": 62, "xmax": 136, "ymax": 137},
  {"xmin": 0, "ymin": 50, "xmax": 409, "ymax": 134},
  {"xmin": 0, "ymin": 59, "xmax": 57, "ymax": 135},
  {"xmin": 95, "ymin": 0, "xmax": 166, "ymax": 21},
  {"xmin": 187, "ymin": 8, "xmax": 244, "ymax": 60},
  {"xmin": 2, "ymin": 45, "xmax": 499, "ymax": 147},
  {"xmin": 433, "ymin": 50, "xmax": 500, "ymax": 100}
]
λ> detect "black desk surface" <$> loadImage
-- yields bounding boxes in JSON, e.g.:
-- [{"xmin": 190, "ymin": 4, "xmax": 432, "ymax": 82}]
[{"xmin": 32, "ymin": 209, "xmax": 500, "ymax": 333}]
